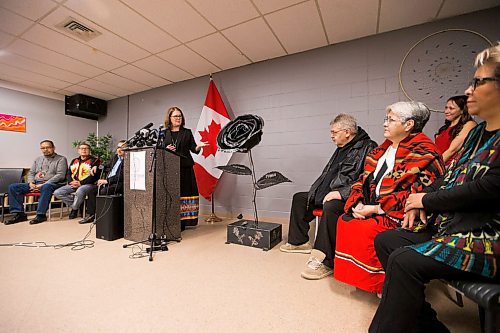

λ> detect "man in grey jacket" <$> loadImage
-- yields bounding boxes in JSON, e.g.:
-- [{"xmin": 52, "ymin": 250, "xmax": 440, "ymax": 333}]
[
  {"xmin": 5, "ymin": 140, "xmax": 68, "ymax": 225},
  {"xmin": 280, "ymin": 114, "xmax": 377, "ymax": 279}
]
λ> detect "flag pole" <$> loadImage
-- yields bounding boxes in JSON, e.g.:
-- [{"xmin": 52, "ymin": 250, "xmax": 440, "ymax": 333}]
[{"xmin": 205, "ymin": 194, "xmax": 222, "ymax": 224}]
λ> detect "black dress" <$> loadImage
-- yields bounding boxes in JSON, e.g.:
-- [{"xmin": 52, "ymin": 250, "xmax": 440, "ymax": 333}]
[{"xmin": 161, "ymin": 128, "xmax": 200, "ymax": 229}]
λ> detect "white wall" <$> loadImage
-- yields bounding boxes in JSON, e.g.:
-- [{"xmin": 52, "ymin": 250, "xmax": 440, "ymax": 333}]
[{"xmin": 0, "ymin": 88, "xmax": 98, "ymax": 168}]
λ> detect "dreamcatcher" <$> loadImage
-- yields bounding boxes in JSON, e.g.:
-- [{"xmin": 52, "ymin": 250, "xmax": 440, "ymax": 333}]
[{"xmin": 399, "ymin": 29, "xmax": 492, "ymax": 112}]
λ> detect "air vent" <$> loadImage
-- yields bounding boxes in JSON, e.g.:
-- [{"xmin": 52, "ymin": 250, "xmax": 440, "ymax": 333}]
[{"xmin": 55, "ymin": 17, "xmax": 101, "ymax": 42}]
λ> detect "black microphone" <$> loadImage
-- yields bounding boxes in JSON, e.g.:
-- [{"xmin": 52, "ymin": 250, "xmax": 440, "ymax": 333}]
[{"xmin": 134, "ymin": 122, "xmax": 154, "ymax": 136}]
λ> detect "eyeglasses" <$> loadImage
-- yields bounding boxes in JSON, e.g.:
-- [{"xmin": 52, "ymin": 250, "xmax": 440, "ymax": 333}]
[
  {"xmin": 469, "ymin": 77, "xmax": 499, "ymax": 90},
  {"xmin": 331, "ymin": 129, "xmax": 347, "ymax": 135},
  {"xmin": 171, "ymin": 115, "xmax": 182, "ymax": 118},
  {"xmin": 79, "ymin": 147, "xmax": 90, "ymax": 150},
  {"xmin": 383, "ymin": 116, "xmax": 401, "ymax": 124},
  {"xmin": 40, "ymin": 146, "xmax": 53, "ymax": 150}
]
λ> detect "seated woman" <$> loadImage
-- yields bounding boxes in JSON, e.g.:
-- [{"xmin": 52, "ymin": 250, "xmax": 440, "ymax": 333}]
[
  {"xmin": 369, "ymin": 44, "xmax": 500, "ymax": 333},
  {"xmin": 333, "ymin": 101, "xmax": 445, "ymax": 294},
  {"xmin": 434, "ymin": 95, "xmax": 476, "ymax": 165}
]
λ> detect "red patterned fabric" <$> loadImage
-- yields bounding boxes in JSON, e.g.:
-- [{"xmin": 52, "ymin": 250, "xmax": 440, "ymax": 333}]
[
  {"xmin": 344, "ymin": 132, "xmax": 445, "ymax": 222},
  {"xmin": 335, "ymin": 133, "xmax": 445, "ymax": 293}
]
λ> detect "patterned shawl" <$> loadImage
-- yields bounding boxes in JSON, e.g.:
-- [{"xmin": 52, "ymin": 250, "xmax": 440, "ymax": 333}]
[
  {"xmin": 345, "ymin": 132, "xmax": 445, "ymax": 223},
  {"xmin": 433, "ymin": 122, "xmax": 500, "ymax": 234}
]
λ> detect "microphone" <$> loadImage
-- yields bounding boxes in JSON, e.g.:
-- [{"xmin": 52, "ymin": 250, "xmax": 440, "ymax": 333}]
[{"xmin": 134, "ymin": 122, "xmax": 154, "ymax": 136}]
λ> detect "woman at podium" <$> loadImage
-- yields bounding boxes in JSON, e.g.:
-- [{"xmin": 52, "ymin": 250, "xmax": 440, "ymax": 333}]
[{"xmin": 161, "ymin": 106, "xmax": 208, "ymax": 231}]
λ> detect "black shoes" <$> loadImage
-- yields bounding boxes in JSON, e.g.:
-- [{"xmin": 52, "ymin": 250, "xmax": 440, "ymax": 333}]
[
  {"xmin": 69, "ymin": 209, "xmax": 79, "ymax": 219},
  {"xmin": 78, "ymin": 215, "xmax": 95, "ymax": 224},
  {"xmin": 4, "ymin": 213, "xmax": 28, "ymax": 225},
  {"xmin": 29, "ymin": 215, "xmax": 47, "ymax": 225}
]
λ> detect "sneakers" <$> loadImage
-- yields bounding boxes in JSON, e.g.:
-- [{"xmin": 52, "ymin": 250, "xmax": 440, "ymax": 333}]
[
  {"xmin": 78, "ymin": 215, "xmax": 95, "ymax": 224},
  {"xmin": 69, "ymin": 209, "xmax": 78, "ymax": 219},
  {"xmin": 279, "ymin": 242, "xmax": 312, "ymax": 254},
  {"xmin": 301, "ymin": 249, "xmax": 333, "ymax": 280},
  {"xmin": 29, "ymin": 215, "xmax": 47, "ymax": 225},
  {"xmin": 4, "ymin": 213, "xmax": 28, "ymax": 225}
]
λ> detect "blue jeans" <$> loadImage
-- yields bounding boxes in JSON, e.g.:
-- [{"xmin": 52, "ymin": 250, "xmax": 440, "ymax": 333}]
[
  {"xmin": 8, "ymin": 182, "xmax": 62, "ymax": 216},
  {"xmin": 54, "ymin": 184, "xmax": 96, "ymax": 211}
]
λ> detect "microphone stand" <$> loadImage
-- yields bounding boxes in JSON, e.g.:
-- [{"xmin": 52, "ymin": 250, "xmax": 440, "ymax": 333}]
[{"xmin": 122, "ymin": 134, "xmax": 167, "ymax": 261}]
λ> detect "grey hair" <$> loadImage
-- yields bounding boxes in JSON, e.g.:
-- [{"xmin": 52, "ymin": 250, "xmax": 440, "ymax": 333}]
[
  {"xmin": 386, "ymin": 101, "xmax": 430, "ymax": 133},
  {"xmin": 475, "ymin": 42, "xmax": 500, "ymax": 85},
  {"xmin": 330, "ymin": 113, "xmax": 358, "ymax": 135}
]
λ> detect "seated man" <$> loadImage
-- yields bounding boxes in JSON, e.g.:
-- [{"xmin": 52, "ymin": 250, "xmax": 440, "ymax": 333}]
[
  {"xmin": 5, "ymin": 140, "xmax": 68, "ymax": 225},
  {"xmin": 80, "ymin": 140, "xmax": 126, "ymax": 224},
  {"xmin": 280, "ymin": 114, "xmax": 377, "ymax": 280},
  {"xmin": 54, "ymin": 142, "xmax": 101, "ymax": 222}
]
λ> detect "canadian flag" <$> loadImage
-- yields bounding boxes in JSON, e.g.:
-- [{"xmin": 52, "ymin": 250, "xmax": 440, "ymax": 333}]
[{"xmin": 193, "ymin": 79, "xmax": 233, "ymax": 201}]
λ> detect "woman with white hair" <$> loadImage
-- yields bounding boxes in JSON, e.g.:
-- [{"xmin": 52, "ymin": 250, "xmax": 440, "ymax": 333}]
[
  {"xmin": 369, "ymin": 43, "xmax": 500, "ymax": 333},
  {"xmin": 333, "ymin": 101, "xmax": 445, "ymax": 295}
]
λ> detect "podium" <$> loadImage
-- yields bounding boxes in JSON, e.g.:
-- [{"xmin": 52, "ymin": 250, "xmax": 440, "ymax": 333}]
[{"xmin": 123, "ymin": 147, "xmax": 181, "ymax": 242}]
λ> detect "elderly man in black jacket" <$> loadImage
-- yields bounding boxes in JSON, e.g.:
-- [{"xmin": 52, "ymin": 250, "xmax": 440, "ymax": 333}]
[{"xmin": 280, "ymin": 114, "xmax": 377, "ymax": 280}]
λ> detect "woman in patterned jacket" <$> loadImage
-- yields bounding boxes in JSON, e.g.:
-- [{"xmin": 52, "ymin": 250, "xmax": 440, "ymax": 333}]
[
  {"xmin": 369, "ymin": 43, "xmax": 500, "ymax": 333},
  {"xmin": 333, "ymin": 101, "xmax": 445, "ymax": 294}
]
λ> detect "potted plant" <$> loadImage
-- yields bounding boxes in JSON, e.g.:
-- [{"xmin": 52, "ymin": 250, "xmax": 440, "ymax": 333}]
[{"xmin": 72, "ymin": 133, "xmax": 114, "ymax": 164}]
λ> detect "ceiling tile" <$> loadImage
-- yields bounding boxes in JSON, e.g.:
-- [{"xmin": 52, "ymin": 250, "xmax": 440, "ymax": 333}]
[
  {"xmin": 157, "ymin": 45, "xmax": 219, "ymax": 77},
  {"xmin": 0, "ymin": 0, "xmax": 58, "ymax": 21},
  {"xmin": 40, "ymin": 7, "xmax": 150, "ymax": 62},
  {"xmin": 0, "ymin": 8, "xmax": 34, "ymax": 36},
  {"xmin": 0, "ymin": 75, "xmax": 64, "ymax": 100},
  {"xmin": 252, "ymin": 0, "xmax": 305, "ymax": 14},
  {"xmin": 188, "ymin": 0, "xmax": 259, "ymax": 29},
  {"xmin": 319, "ymin": 0, "xmax": 378, "ymax": 44},
  {"xmin": 0, "ymin": 62, "xmax": 72, "ymax": 89},
  {"xmin": 63, "ymin": 0, "xmax": 179, "ymax": 53},
  {"xmin": 94, "ymin": 72, "xmax": 150, "ymax": 92},
  {"xmin": 187, "ymin": 33, "xmax": 251, "ymax": 70},
  {"xmin": 79, "ymin": 78, "xmax": 130, "ymax": 96},
  {"xmin": 22, "ymin": 24, "xmax": 126, "ymax": 70},
  {"xmin": 111, "ymin": 64, "xmax": 170, "ymax": 88},
  {"xmin": 7, "ymin": 39, "xmax": 105, "ymax": 77},
  {"xmin": 439, "ymin": 0, "xmax": 500, "ymax": 18},
  {"xmin": 122, "ymin": 0, "xmax": 215, "ymax": 42},
  {"xmin": 222, "ymin": 18, "xmax": 286, "ymax": 62},
  {"xmin": 64, "ymin": 84, "xmax": 117, "ymax": 100},
  {"xmin": 0, "ymin": 30, "xmax": 15, "ymax": 48},
  {"xmin": 265, "ymin": 1, "xmax": 327, "ymax": 54},
  {"xmin": 133, "ymin": 55, "xmax": 194, "ymax": 82},
  {"xmin": 379, "ymin": 0, "xmax": 442, "ymax": 33},
  {"xmin": 0, "ymin": 52, "xmax": 87, "ymax": 83}
]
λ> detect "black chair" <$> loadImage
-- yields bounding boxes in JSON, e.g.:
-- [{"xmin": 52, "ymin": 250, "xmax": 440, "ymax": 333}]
[
  {"xmin": 446, "ymin": 280, "xmax": 500, "ymax": 333},
  {"xmin": 0, "ymin": 168, "xmax": 25, "ymax": 222}
]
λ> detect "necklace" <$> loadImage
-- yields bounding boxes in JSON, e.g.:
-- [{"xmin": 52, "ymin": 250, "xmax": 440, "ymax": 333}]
[{"xmin": 171, "ymin": 131, "xmax": 179, "ymax": 148}]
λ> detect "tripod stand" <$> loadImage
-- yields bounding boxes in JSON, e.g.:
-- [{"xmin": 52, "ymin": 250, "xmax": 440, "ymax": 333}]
[{"xmin": 123, "ymin": 142, "xmax": 168, "ymax": 261}]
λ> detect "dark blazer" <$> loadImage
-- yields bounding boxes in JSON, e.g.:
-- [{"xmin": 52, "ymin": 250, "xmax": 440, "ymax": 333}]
[
  {"xmin": 161, "ymin": 128, "xmax": 200, "ymax": 168},
  {"xmin": 105, "ymin": 154, "xmax": 124, "ymax": 193}
]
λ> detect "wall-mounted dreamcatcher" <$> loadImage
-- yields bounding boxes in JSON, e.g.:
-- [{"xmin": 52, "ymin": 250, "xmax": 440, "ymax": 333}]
[{"xmin": 399, "ymin": 29, "xmax": 492, "ymax": 112}]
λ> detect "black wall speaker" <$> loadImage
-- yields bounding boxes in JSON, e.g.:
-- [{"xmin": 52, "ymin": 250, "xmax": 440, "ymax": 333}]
[
  {"xmin": 65, "ymin": 94, "xmax": 107, "ymax": 120},
  {"xmin": 96, "ymin": 195, "xmax": 124, "ymax": 241}
]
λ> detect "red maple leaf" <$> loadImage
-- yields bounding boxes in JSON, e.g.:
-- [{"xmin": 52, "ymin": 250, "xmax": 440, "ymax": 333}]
[{"xmin": 198, "ymin": 120, "xmax": 221, "ymax": 158}]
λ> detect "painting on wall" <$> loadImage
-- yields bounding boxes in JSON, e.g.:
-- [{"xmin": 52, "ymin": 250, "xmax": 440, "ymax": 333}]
[{"xmin": 0, "ymin": 113, "xmax": 26, "ymax": 132}]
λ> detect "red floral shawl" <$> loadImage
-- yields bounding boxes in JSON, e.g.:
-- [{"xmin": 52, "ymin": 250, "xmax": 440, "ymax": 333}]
[{"xmin": 345, "ymin": 132, "xmax": 445, "ymax": 222}]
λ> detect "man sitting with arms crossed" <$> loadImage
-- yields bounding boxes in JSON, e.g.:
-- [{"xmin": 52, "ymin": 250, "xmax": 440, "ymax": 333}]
[
  {"xmin": 280, "ymin": 114, "xmax": 377, "ymax": 279},
  {"xmin": 5, "ymin": 140, "xmax": 68, "ymax": 225},
  {"xmin": 54, "ymin": 142, "xmax": 101, "ymax": 223}
]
